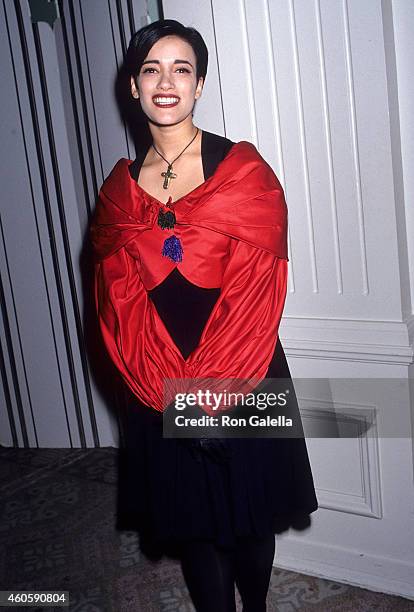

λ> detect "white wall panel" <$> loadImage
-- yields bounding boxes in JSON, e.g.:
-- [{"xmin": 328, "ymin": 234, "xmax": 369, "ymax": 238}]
[{"xmin": 392, "ymin": 0, "xmax": 414, "ymax": 314}]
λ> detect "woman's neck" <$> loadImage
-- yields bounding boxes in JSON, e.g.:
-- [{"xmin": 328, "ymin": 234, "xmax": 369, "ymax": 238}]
[{"xmin": 148, "ymin": 120, "xmax": 199, "ymax": 161}]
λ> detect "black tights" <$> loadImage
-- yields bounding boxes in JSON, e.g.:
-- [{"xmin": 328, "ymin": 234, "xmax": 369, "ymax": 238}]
[{"xmin": 179, "ymin": 534, "xmax": 275, "ymax": 612}]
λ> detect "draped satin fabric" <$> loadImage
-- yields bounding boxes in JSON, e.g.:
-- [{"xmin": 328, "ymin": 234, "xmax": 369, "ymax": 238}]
[{"xmin": 90, "ymin": 140, "xmax": 289, "ymax": 414}]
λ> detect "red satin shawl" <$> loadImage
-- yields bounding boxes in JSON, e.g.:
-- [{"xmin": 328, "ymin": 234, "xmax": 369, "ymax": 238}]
[{"xmin": 90, "ymin": 141, "xmax": 289, "ymax": 414}]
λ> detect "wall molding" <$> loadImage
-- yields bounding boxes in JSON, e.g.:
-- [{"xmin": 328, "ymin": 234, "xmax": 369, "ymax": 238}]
[
  {"xmin": 301, "ymin": 401, "xmax": 382, "ymax": 518},
  {"xmin": 280, "ymin": 314, "xmax": 414, "ymax": 365},
  {"xmin": 275, "ymin": 536, "xmax": 414, "ymax": 601}
]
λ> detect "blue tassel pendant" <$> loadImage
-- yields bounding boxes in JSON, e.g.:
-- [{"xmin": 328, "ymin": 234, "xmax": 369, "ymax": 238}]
[{"xmin": 162, "ymin": 235, "xmax": 183, "ymax": 262}]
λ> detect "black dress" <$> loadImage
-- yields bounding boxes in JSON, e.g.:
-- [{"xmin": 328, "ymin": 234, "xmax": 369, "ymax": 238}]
[{"xmin": 116, "ymin": 130, "xmax": 318, "ymax": 558}]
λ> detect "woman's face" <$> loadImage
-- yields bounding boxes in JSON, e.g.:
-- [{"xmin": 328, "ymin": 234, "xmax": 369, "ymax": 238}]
[{"xmin": 131, "ymin": 35, "xmax": 204, "ymax": 126}]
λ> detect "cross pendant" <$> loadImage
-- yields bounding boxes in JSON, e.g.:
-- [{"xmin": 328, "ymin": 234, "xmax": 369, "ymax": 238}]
[{"xmin": 161, "ymin": 164, "xmax": 177, "ymax": 189}]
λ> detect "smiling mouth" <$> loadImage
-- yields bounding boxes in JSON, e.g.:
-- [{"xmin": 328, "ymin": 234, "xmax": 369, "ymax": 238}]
[{"xmin": 152, "ymin": 96, "xmax": 180, "ymax": 108}]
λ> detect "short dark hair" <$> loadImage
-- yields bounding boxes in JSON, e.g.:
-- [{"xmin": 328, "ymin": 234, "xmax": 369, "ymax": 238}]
[{"xmin": 125, "ymin": 19, "xmax": 208, "ymax": 83}]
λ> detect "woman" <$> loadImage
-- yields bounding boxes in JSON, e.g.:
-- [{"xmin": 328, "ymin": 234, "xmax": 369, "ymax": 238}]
[{"xmin": 90, "ymin": 19, "xmax": 318, "ymax": 612}]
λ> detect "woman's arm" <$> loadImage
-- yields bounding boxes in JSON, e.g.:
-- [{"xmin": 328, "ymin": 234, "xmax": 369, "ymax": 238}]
[{"xmin": 93, "ymin": 249, "xmax": 186, "ymax": 412}]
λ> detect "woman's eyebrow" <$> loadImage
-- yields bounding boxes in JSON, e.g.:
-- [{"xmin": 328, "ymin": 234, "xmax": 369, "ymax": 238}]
[{"xmin": 142, "ymin": 59, "xmax": 194, "ymax": 67}]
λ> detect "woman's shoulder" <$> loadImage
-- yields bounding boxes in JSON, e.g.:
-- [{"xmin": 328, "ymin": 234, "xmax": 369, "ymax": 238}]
[
  {"xmin": 201, "ymin": 129, "xmax": 235, "ymax": 156},
  {"xmin": 201, "ymin": 130, "xmax": 236, "ymax": 180},
  {"xmin": 200, "ymin": 130, "xmax": 270, "ymax": 180},
  {"xmin": 203, "ymin": 131, "xmax": 264, "ymax": 165}
]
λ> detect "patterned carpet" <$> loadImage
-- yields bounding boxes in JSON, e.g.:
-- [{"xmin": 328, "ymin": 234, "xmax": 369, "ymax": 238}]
[{"xmin": 0, "ymin": 447, "xmax": 412, "ymax": 612}]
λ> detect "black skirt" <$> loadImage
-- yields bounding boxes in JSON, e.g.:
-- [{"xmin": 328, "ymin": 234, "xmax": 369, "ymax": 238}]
[{"xmin": 116, "ymin": 333, "xmax": 318, "ymax": 558}]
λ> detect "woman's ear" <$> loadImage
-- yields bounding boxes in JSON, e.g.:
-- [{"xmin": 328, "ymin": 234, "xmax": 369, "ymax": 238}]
[
  {"xmin": 130, "ymin": 75, "xmax": 139, "ymax": 99},
  {"xmin": 195, "ymin": 76, "xmax": 204, "ymax": 100}
]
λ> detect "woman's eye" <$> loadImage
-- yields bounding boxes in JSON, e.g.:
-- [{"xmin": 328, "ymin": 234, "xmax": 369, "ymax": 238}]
[{"xmin": 141, "ymin": 67, "xmax": 190, "ymax": 74}]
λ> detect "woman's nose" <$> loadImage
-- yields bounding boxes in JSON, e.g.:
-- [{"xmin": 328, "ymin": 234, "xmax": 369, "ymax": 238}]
[{"xmin": 157, "ymin": 70, "xmax": 175, "ymax": 90}]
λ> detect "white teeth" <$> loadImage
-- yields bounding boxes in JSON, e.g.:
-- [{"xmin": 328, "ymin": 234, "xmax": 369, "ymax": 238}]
[{"xmin": 153, "ymin": 97, "xmax": 179, "ymax": 104}]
